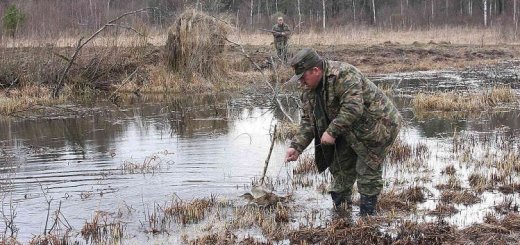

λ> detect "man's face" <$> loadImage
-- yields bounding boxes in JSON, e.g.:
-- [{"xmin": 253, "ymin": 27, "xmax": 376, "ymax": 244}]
[
  {"xmin": 277, "ymin": 18, "xmax": 284, "ymax": 25},
  {"xmin": 299, "ymin": 67, "xmax": 322, "ymax": 90}
]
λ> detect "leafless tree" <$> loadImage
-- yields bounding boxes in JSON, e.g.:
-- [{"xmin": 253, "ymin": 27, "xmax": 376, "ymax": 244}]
[{"xmin": 322, "ymin": 0, "xmax": 326, "ymax": 29}]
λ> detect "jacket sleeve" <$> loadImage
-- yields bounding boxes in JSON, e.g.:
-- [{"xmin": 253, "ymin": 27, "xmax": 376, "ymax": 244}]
[
  {"xmin": 290, "ymin": 94, "xmax": 314, "ymax": 153},
  {"xmin": 325, "ymin": 73, "xmax": 364, "ymax": 138}
]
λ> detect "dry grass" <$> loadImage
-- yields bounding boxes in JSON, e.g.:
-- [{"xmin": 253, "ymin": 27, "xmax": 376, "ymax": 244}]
[
  {"xmin": 440, "ymin": 190, "xmax": 481, "ymax": 206},
  {"xmin": 292, "ymin": 154, "xmax": 316, "ymax": 175},
  {"xmin": 428, "ymin": 203, "xmax": 458, "ymax": 216},
  {"xmin": 387, "ymin": 139, "xmax": 429, "ymax": 165},
  {"xmin": 495, "ymin": 197, "xmax": 519, "ymax": 214},
  {"xmin": 164, "ymin": 196, "xmax": 217, "ymax": 225},
  {"xmin": 460, "ymin": 213, "xmax": 520, "ymax": 243},
  {"xmin": 237, "ymin": 26, "xmax": 519, "ymax": 46},
  {"xmin": 120, "ymin": 155, "xmax": 162, "ymax": 174},
  {"xmin": 468, "ymin": 172, "xmax": 489, "ymax": 193},
  {"xmin": 80, "ymin": 211, "xmax": 124, "ymax": 244},
  {"xmin": 435, "ymin": 176, "xmax": 463, "ymax": 191},
  {"xmin": 0, "ymin": 86, "xmax": 65, "ymax": 115},
  {"xmin": 274, "ymin": 121, "xmax": 299, "ymax": 141},
  {"xmin": 3, "ymin": 26, "xmax": 518, "ymax": 48},
  {"xmin": 378, "ymin": 187, "xmax": 426, "ymax": 212},
  {"xmin": 413, "ymin": 86, "xmax": 518, "ymax": 113}
]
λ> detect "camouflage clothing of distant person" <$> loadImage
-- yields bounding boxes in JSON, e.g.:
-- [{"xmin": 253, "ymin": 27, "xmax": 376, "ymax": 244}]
[
  {"xmin": 272, "ymin": 17, "xmax": 290, "ymax": 62},
  {"xmin": 285, "ymin": 48, "xmax": 402, "ymax": 216}
]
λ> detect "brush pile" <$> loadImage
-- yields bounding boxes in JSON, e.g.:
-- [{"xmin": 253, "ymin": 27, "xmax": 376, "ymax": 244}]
[{"xmin": 165, "ymin": 9, "xmax": 230, "ymax": 85}]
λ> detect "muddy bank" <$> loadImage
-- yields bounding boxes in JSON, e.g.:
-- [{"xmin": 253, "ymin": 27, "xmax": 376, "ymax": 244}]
[
  {"xmin": 2, "ymin": 42, "xmax": 518, "ymax": 91},
  {"xmin": 237, "ymin": 43, "xmax": 520, "ymax": 74},
  {"xmin": 0, "ymin": 42, "xmax": 518, "ymax": 116}
]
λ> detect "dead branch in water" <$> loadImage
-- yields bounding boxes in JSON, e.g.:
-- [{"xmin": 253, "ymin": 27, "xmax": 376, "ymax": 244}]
[
  {"xmin": 52, "ymin": 7, "xmax": 154, "ymax": 98},
  {"xmin": 224, "ymin": 37, "xmax": 295, "ymax": 123},
  {"xmin": 261, "ymin": 124, "xmax": 278, "ymax": 184}
]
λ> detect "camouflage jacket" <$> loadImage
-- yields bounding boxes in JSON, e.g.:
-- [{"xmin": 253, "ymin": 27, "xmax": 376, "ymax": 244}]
[
  {"xmin": 272, "ymin": 23, "xmax": 290, "ymax": 43},
  {"xmin": 290, "ymin": 60, "xmax": 402, "ymax": 170}
]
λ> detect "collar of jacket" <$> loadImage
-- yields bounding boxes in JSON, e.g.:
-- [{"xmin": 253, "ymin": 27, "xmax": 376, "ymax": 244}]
[{"xmin": 314, "ymin": 60, "xmax": 329, "ymax": 95}]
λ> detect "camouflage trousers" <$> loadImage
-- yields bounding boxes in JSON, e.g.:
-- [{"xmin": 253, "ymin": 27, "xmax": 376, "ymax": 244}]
[
  {"xmin": 274, "ymin": 41, "xmax": 288, "ymax": 61},
  {"xmin": 327, "ymin": 125, "xmax": 400, "ymax": 197}
]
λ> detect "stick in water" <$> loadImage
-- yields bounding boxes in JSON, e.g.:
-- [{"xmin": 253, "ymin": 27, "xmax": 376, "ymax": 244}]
[{"xmin": 261, "ymin": 124, "xmax": 277, "ymax": 185}]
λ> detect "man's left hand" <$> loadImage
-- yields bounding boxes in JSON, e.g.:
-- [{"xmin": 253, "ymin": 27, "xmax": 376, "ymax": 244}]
[{"xmin": 320, "ymin": 132, "xmax": 336, "ymax": 145}]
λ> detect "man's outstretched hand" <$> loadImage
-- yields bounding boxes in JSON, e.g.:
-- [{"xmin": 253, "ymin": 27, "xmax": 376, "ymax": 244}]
[{"xmin": 285, "ymin": 148, "xmax": 300, "ymax": 162}]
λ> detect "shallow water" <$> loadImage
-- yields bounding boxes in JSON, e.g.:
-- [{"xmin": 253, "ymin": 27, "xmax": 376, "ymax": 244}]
[{"xmin": 0, "ymin": 64, "xmax": 519, "ymax": 242}]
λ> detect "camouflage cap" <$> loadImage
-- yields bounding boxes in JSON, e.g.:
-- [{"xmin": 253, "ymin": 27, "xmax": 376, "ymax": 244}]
[{"xmin": 287, "ymin": 48, "xmax": 322, "ymax": 83}]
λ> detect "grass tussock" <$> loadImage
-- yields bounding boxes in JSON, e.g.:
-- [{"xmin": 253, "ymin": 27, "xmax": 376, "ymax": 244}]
[
  {"xmin": 442, "ymin": 165, "xmax": 457, "ymax": 175},
  {"xmin": 428, "ymin": 203, "xmax": 458, "ymax": 216},
  {"xmin": 461, "ymin": 213, "xmax": 520, "ymax": 243},
  {"xmin": 292, "ymin": 154, "xmax": 316, "ymax": 175},
  {"xmin": 80, "ymin": 211, "xmax": 124, "ymax": 244},
  {"xmin": 435, "ymin": 176, "xmax": 463, "ymax": 191},
  {"xmin": 413, "ymin": 86, "xmax": 518, "ymax": 114},
  {"xmin": 387, "ymin": 139, "xmax": 429, "ymax": 165},
  {"xmin": 120, "ymin": 155, "xmax": 162, "ymax": 174},
  {"xmin": 468, "ymin": 172, "xmax": 489, "ymax": 193},
  {"xmin": 187, "ymin": 230, "xmax": 237, "ymax": 245},
  {"xmin": 377, "ymin": 187, "xmax": 425, "ymax": 212},
  {"xmin": 164, "ymin": 196, "xmax": 216, "ymax": 225},
  {"xmin": 440, "ymin": 190, "xmax": 481, "ymax": 206}
]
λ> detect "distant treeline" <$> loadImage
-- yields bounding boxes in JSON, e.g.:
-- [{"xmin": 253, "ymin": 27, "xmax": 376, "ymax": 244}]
[{"xmin": 0, "ymin": 0, "xmax": 518, "ymax": 38}]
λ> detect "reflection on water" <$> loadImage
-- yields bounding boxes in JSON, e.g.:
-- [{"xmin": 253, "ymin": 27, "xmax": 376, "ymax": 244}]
[
  {"xmin": 371, "ymin": 60, "xmax": 520, "ymax": 94},
  {"xmin": 0, "ymin": 64, "xmax": 518, "ymax": 242},
  {"xmin": 0, "ymin": 93, "xmax": 292, "ymax": 241}
]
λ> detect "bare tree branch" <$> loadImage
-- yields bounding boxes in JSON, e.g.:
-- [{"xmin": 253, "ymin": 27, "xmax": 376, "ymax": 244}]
[
  {"xmin": 224, "ymin": 37, "xmax": 294, "ymax": 123},
  {"xmin": 52, "ymin": 7, "xmax": 155, "ymax": 98}
]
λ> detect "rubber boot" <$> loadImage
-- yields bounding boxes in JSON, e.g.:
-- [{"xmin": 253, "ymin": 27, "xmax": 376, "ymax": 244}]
[
  {"xmin": 330, "ymin": 192, "xmax": 352, "ymax": 209},
  {"xmin": 360, "ymin": 194, "xmax": 378, "ymax": 216}
]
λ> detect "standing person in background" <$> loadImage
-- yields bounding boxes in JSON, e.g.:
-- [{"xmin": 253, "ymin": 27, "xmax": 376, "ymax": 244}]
[
  {"xmin": 272, "ymin": 16, "xmax": 291, "ymax": 62},
  {"xmin": 285, "ymin": 48, "xmax": 402, "ymax": 216}
]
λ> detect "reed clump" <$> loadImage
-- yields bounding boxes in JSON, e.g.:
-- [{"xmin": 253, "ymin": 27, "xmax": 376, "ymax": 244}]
[
  {"xmin": 428, "ymin": 203, "xmax": 458, "ymax": 216},
  {"xmin": 275, "ymin": 121, "xmax": 299, "ymax": 141},
  {"xmin": 80, "ymin": 211, "xmax": 124, "ymax": 244},
  {"xmin": 468, "ymin": 172, "xmax": 489, "ymax": 193},
  {"xmin": 413, "ymin": 85, "xmax": 518, "ymax": 114},
  {"xmin": 378, "ymin": 187, "xmax": 425, "ymax": 212},
  {"xmin": 120, "ymin": 155, "xmax": 162, "ymax": 174},
  {"xmin": 187, "ymin": 230, "xmax": 237, "ymax": 245},
  {"xmin": 292, "ymin": 154, "xmax": 316, "ymax": 175},
  {"xmin": 164, "ymin": 196, "xmax": 216, "ymax": 225},
  {"xmin": 165, "ymin": 9, "xmax": 230, "ymax": 86},
  {"xmin": 440, "ymin": 190, "xmax": 481, "ymax": 205}
]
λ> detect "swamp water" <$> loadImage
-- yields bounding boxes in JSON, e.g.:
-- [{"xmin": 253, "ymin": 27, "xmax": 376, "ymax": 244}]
[{"xmin": 0, "ymin": 62, "xmax": 519, "ymax": 243}]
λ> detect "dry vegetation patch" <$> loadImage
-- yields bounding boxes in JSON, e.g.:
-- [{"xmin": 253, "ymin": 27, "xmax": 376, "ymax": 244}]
[
  {"xmin": 440, "ymin": 190, "xmax": 481, "ymax": 205},
  {"xmin": 428, "ymin": 203, "xmax": 458, "ymax": 216},
  {"xmin": 80, "ymin": 211, "xmax": 124, "ymax": 244},
  {"xmin": 413, "ymin": 85, "xmax": 518, "ymax": 114},
  {"xmin": 292, "ymin": 154, "xmax": 316, "ymax": 175},
  {"xmin": 377, "ymin": 187, "xmax": 426, "ymax": 212},
  {"xmin": 164, "ymin": 196, "xmax": 217, "ymax": 225},
  {"xmin": 274, "ymin": 121, "xmax": 298, "ymax": 141}
]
